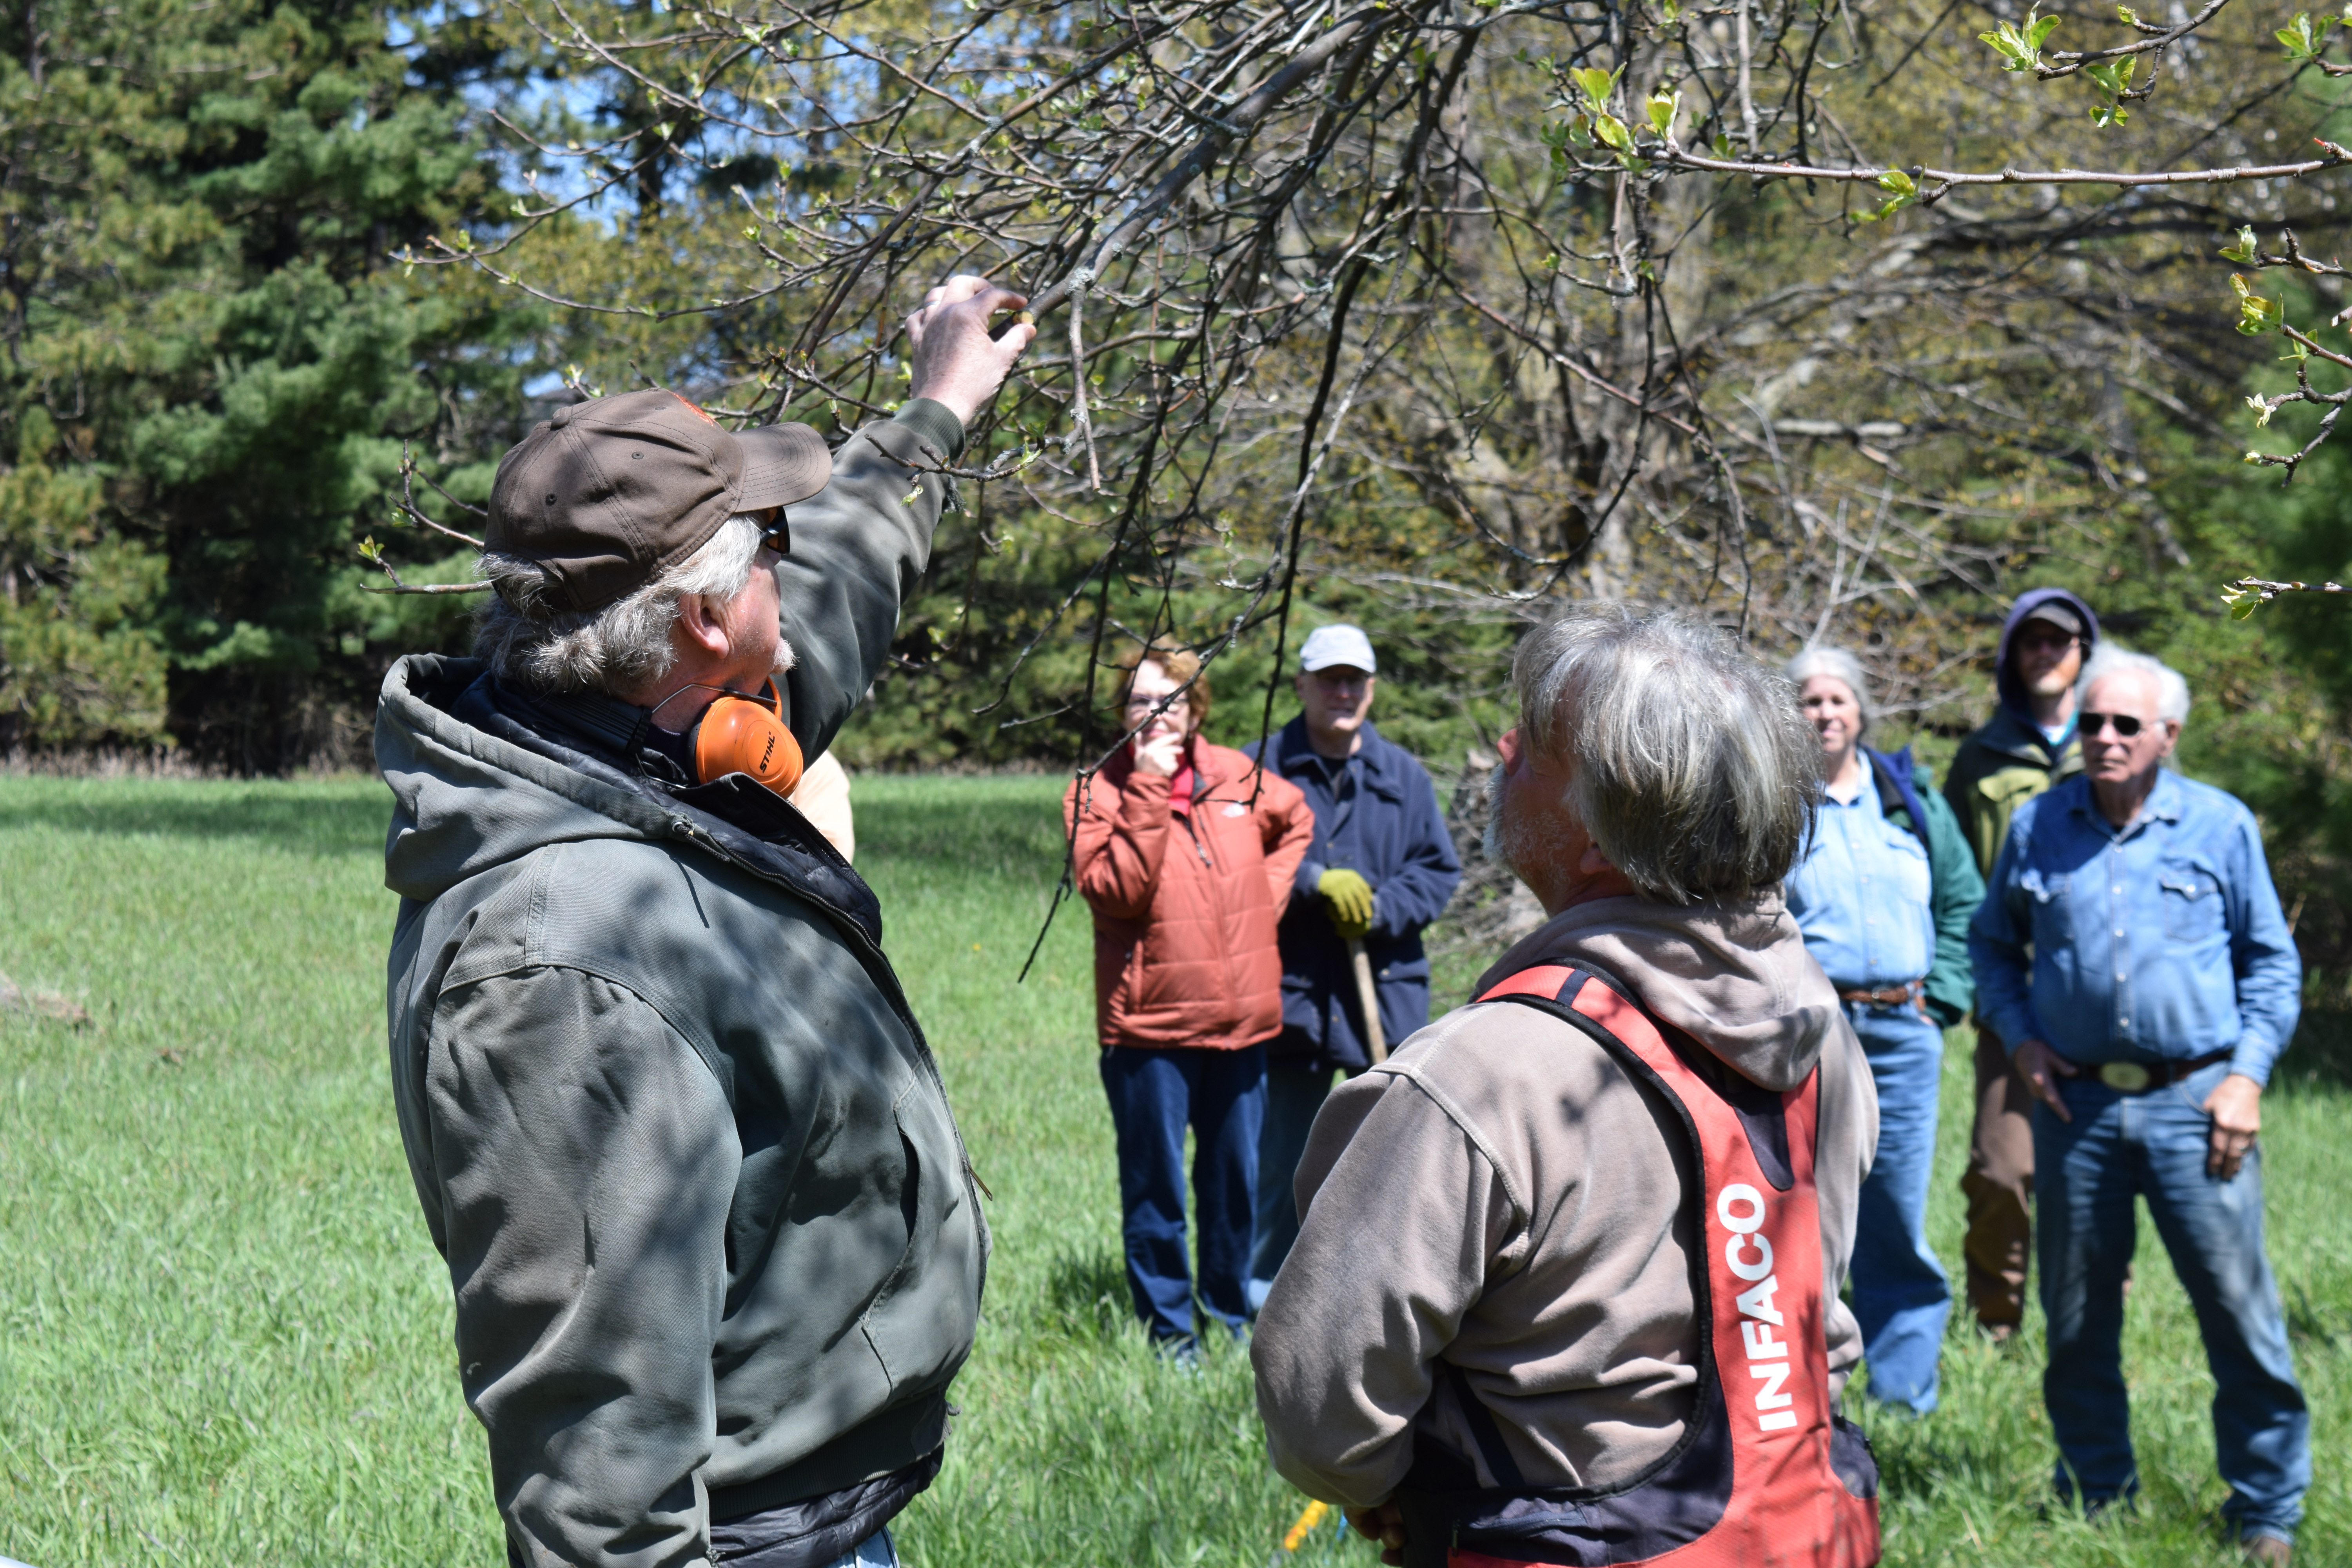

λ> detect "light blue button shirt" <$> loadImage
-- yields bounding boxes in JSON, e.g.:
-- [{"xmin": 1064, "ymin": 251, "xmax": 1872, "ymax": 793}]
[
  {"xmin": 1785, "ymin": 775, "xmax": 1936, "ymax": 990},
  {"xmin": 1969, "ymin": 771, "xmax": 2301, "ymax": 1085}
]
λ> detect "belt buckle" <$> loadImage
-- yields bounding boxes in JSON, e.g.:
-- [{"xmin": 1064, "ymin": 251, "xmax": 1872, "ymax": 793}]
[{"xmin": 2098, "ymin": 1062, "xmax": 2153, "ymax": 1093}]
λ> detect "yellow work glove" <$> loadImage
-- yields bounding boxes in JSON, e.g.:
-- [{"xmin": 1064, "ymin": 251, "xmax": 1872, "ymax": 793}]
[{"xmin": 1319, "ymin": 867, "xmax": 1375, "ymax": 941}]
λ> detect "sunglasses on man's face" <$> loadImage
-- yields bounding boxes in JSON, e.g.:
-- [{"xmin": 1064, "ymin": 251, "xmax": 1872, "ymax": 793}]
[
  {"xmin": 2081, "ymin": 710, "xmax": 2147, "ymax": 739},
  {"xmin": 759, "ymin": 512, "xmax": 791, "ymax": 557}
]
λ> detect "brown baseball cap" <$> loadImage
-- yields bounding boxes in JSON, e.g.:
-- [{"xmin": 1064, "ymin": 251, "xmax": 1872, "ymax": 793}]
[{"xmin": 486, "ymin": 388, "xmax": 831, "ymax": 613}]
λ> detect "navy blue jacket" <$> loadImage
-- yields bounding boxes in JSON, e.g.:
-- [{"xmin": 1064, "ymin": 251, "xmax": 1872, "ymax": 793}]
[{"xmin": 1244, "ymin": 719, "xmax": 1464, "ymax": 1071}]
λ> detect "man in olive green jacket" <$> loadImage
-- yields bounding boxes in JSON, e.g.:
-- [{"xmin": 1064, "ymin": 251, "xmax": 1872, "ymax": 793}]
[
  {"xmin": 1941, "ymin": 588, "xmax": 2097, "ymax": 1336},
  {"xmin": 379, "ymin": 278, "xmax": 1031, "ymax": 1568}
]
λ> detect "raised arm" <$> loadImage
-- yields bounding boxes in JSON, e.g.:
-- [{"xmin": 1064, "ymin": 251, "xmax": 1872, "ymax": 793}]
[
  {"xmin": 775, "ymin": 277, "xmax": 1033, "ymax": 758},
  {"xmin": 1067, "ymin": 769, "xmax": 1174, "ymax": 922}
]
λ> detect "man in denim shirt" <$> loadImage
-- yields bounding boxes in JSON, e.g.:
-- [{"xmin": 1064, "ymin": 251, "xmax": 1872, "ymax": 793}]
[{"xmin": 1970, "ymin": 646, "xmax": 2306, "ymax": 1564}]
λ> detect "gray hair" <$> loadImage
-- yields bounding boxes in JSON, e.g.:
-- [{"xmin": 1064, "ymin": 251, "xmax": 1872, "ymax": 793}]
[
  {"xmin": 2078, "ymin": 642, "xmax": 2190, "ymax": 725},
  {"xmin": 1513, "ymin": 605, "xmax": 1818, "ymax": 906},
  {"xmin": 1784, "ymin": 646, "xmax": 1874, "ymax": 735},
  {"xmin": 474, "ymin": 514, "xmax": 767, "ymax": 695}
]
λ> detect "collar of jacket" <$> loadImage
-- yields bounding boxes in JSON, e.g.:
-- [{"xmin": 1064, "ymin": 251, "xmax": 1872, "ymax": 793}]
[
  {"xmin": 1100, "ymin": 736, "xmax": 1268, "ymax": 797},
  {"xmin": 1268, "ymin": 717, "xmax": 1406, "ymax": 801},
  {"xmin": 1862, "ymin": 744, "xmax": 1930, "ymax": 839},
  {"xmin": 515, "ymin": 682, "xmax": 651, "ymax": 756},
  {"xmin": 1971, "ymin": 704, "xmax": 2080, "ymax": 771},
  {"xmin": 2060, "ymin": 768, "xmax": 2185, "ymax": 831},
  {"xmin": 408, "ymin": 655, "xmax": 884, "ymax": 949}
]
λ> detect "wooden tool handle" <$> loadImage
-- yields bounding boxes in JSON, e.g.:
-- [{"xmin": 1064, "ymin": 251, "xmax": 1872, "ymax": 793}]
[{"xmin": 1348, "ymin": 937, "xmax": 1388, "ymax": 1064}]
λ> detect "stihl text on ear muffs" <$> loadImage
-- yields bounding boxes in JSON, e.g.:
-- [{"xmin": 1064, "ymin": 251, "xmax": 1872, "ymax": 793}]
[{"xmin": 686, "ymin": 678, "xmax": 804, "ymax": 795}]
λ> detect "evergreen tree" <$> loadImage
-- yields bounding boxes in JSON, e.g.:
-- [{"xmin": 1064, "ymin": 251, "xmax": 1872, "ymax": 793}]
[{"xmin": 0, "ymin": 0, "xmax": 539, "ymax": 765}]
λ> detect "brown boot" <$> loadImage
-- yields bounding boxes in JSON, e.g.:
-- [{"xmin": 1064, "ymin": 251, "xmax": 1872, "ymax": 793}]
[{"xmin": 2243, "ymin": 1533, "xmax": 2292, "ymax": 1565}]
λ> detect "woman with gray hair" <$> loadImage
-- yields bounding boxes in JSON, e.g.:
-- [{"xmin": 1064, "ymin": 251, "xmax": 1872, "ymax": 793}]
[
  {"xmin": 1783, "ymin": 646, "xmax": 1983, "ymax": 1416},
  {"xmin": 1253, "ymin": 606, "xmax": 1884, "ymax": 1568}
]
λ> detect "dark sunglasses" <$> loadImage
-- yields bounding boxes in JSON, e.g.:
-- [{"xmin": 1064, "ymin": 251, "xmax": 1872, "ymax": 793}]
[
  {"xmin": 759, "ymin": 512, "xmax": 791, "ymax": 557},
  {"xmin": 2080, "ymin": 710, "xmax": 2145, "ymax": 738}
]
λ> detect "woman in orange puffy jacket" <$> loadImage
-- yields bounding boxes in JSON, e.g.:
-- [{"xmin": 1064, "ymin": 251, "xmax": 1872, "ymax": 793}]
[{"xmin": 1065, "ymin": 641, "xmax": 1316, "ymax": 1349}]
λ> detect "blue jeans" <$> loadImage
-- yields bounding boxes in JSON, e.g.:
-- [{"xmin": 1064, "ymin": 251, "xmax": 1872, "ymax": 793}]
[
  {"xmin": 1100, "ymin": 1044, "xmax": 1266, "ymax": 1344},
  {"xmin": 1247, "ymin": 1062, "xmax": 1339, "ymax": 1312},
  {"xmin": 818, "ymin": 1527, "xmax": 897, "ymax": 1567},
  {"xmin": 2035, "ymin": 1058, "xmax": 2309, "ymax": 1538},
  {"xmin": 1846, "ymin": 1002, "xmax": 1952, "ymax": 1412}
]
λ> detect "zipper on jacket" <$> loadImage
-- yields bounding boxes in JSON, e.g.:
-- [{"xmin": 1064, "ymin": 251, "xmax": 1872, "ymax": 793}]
[{"xmin": 1178, "ymin": 813, "xmax": 1213, "ymax": 869}]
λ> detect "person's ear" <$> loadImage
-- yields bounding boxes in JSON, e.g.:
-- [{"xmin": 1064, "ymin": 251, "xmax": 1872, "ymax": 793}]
[
  {"xmin": 673, "ymin": 592, "xmax": 731, "ymax": 661},
  {"xmin": 1294, "ymin": 671, "xmax": 1312, "ymax": 703},
  {"xmin": 1577, "ymin": 839, "xmax": 1617, "ymax": 877}
]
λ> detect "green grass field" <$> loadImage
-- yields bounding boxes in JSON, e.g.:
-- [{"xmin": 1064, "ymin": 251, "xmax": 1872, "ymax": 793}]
[{"xmin": 0, "ymin": 773, "xmax": 2346, "ymax": 1567}]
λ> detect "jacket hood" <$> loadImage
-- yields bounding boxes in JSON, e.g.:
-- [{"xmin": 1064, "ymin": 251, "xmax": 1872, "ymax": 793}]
[
  {"xmin": 377, "ymin": 654, "xmax": 673, "ymax": 902},
  {"xmin": 377, "ymin": 653, "xmax": 881, "ymax": 938},
  {"xmin": 1994, "ymin": 587, "xmax": 2101, "ymax": 720},
  {"xmin": 1473, "ymin": 891, "xmax": 1848, "ymax": 1092}
]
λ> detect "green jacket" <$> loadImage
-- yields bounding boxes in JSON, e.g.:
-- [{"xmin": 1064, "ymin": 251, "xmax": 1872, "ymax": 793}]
[
  {"xmin": 378, "ymin": 409, "xmax": 984, "ymax": 1568},
  {"xmin": 1867, "ymin": 750, "xmax": 1985, "ymax": 1028},
  {"xmin": 1942, "ymin": 706, "xmax": 2082, "ymax": 881}
]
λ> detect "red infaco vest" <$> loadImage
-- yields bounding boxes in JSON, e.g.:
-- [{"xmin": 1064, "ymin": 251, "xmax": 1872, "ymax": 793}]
[{"xmin": 1397, "ymin": 962, "xmax": 1881, "ymax": 1568}]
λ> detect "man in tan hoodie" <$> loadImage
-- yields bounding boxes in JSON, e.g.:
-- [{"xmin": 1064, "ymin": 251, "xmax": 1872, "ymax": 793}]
[{"xmin": 1252, "ymin": 606, "xmax": 1881, "ymax": 1568}]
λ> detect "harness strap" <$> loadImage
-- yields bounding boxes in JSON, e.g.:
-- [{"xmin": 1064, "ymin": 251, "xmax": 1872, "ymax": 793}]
[{"xmin": 1441, "ymin": 1361, "xmax": 1527, "ymax": 1491}]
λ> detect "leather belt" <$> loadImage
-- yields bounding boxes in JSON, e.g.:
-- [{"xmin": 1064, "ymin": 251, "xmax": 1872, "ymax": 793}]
[
  {"xmin": 1837, "ymin": 981, "xmax": 1924, "ymax": 1009},
  {"xmin": 2091, "ymin": 1047, "xmax": 2233, "ymax": 1093}
]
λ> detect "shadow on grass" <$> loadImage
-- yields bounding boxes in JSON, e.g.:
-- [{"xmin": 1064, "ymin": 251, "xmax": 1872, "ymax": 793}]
[
  {"xmin": 0, "ymin": 774, "xmax": 1066, "ymax": 868},
  {"xmin": 1038, "ymin": 1246, "xmax": 1131, "ymax": 1342},
  {"xmin": 1864, "ymin": 1413, "xmax": 2034, "ymax": 1501},
  {"xmin": 0, "ymin": 783, "xmax": 391, "ymax": 856},
  {"xmin": 858, "ymin": 782, "xmax": 1071, "ymax": 880},
  {"xmin": 2287, "ymin": 1278, "xmax": 2352, "ymax": 1351}
]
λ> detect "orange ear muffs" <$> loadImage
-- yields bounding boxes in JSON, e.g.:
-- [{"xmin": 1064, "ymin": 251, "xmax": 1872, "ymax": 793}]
[{"xmin": 689, "ymin": 678, "xmax": 804, "ymax": 795}]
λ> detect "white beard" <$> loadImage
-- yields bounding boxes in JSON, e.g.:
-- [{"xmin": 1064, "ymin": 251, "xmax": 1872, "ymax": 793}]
[
  {"xmin": 772, "ymin": 635, "xmax": 798, "ymax": 678},
  {"xmin": 1483, "ymin": 764, "xmax": 1562, "ymax": 886}
]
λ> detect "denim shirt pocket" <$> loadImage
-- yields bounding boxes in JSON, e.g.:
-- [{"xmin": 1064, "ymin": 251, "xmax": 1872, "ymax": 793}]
[
  {"xmin": 2158, "ymin": 859, "xmax": 2223, "ymax": 942},
  {"xmin": 2018, "ymin": 867, "xmax": 2069, "ymax": 952}
]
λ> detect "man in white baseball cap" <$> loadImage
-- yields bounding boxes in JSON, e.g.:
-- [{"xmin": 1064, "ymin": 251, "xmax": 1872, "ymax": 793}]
[{"xmin": 1243, "ymin": 623, "xmax": 1461, "ymax": 1311}]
